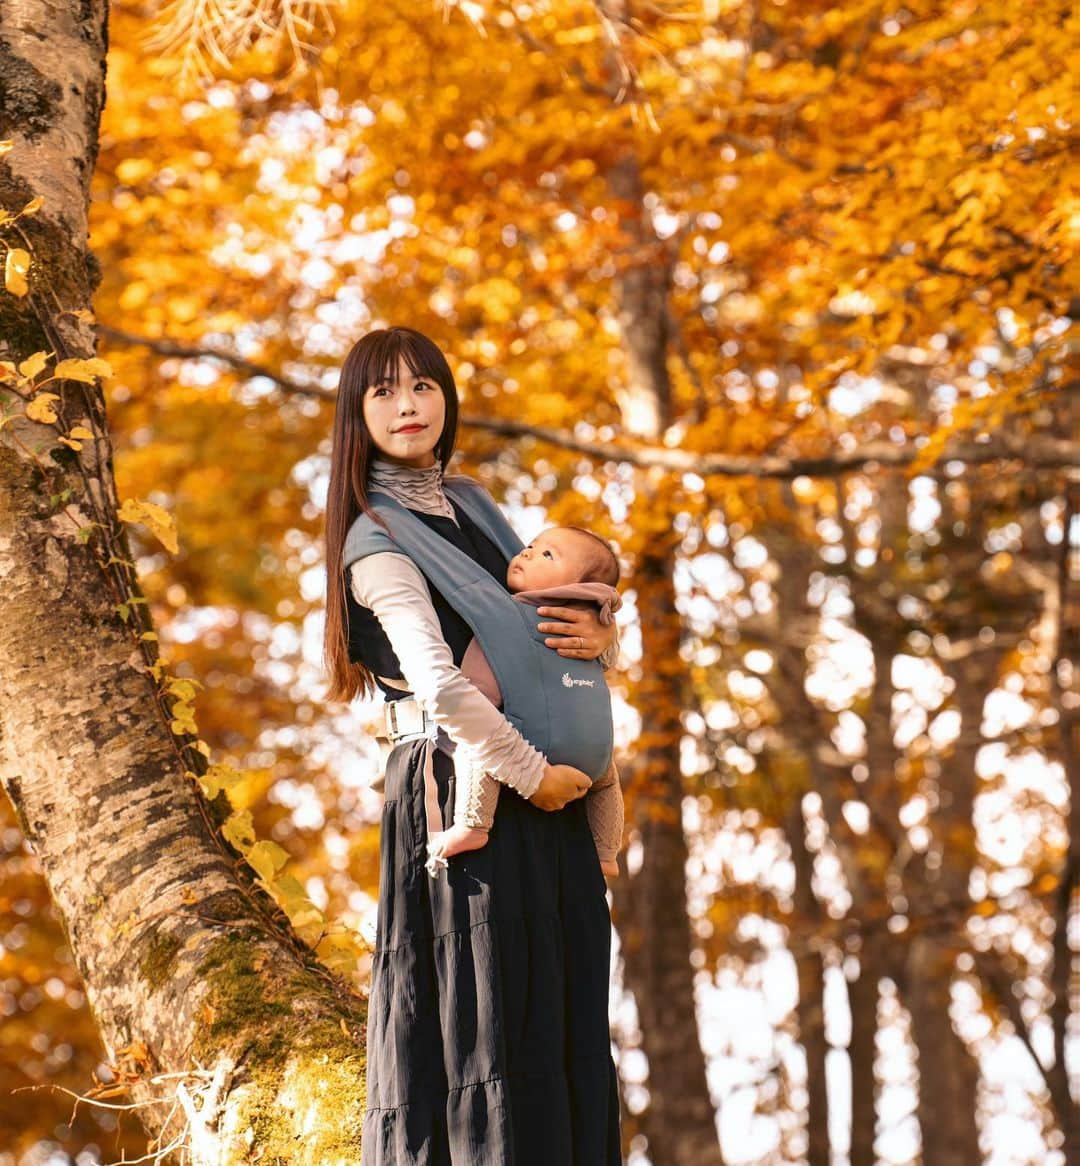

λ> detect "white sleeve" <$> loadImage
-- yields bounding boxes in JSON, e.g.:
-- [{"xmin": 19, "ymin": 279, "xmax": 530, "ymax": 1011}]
[{"xmin": 349, "ymin": 551, "xmax": 547, "ymax": 798}]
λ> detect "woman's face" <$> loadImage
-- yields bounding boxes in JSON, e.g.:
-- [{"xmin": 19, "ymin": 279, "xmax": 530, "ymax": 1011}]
[{"xmin": 362, "ymin": 353, "xmax": 447, "ymax": 468}]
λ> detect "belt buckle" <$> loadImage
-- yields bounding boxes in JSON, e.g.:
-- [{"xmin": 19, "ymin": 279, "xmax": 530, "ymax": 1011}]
[{"xmin": 386, "ymin": 698, "xmax": 425, "ymax": 741}]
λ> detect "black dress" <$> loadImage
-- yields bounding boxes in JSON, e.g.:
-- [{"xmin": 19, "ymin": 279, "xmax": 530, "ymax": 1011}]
[{"xmin": 352, "ymin": 503, "xmax": 623, "ymax": 1165}]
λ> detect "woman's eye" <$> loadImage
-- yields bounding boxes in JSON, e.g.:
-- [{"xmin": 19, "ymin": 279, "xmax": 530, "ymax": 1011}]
[{"xmin": 371, "ymin": 386, "xmax": 391, "ymax": 397}]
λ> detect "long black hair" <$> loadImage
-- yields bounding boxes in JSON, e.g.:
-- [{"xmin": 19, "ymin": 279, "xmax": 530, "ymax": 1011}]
[{"xmin": 322, "ymin": 327, "xmax": 460, "ymax": 702}]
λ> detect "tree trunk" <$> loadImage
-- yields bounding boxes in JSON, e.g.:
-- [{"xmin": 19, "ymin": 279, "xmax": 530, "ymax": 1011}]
[
  {"xmin": 603, "ymin": 138, "xmax": 723, "ymax": 1164},
  {"xmin": 613, "ymin": 536, "xmax": 722, "ymax": 1166},
  {"xmin": 1050, "ymin": 478, "xmax": 1079, "ymax": 1164},
  {"xmin": 904, "ymin": 936, "xmax": 981, "ymax": 1166},
  {"xmin": 0, "ymin": 6, "xmax": 367, "ymax": 1161},
  {"xmin": 788, "ymin": 803, "xmax": 830, "ymax": 1166},
  {"xmin": 904, "ymin": 485, "xmax": 1009, "ymax": 1165},
  {"xmin": 848, "ymin": 932, "xmax": 884, "ymax": 1166}
]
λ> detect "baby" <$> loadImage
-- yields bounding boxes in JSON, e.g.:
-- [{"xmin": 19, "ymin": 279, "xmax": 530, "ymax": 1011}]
[{"xmin": 426, "ymin": 526, "xmax": 624, "ymax": 878}]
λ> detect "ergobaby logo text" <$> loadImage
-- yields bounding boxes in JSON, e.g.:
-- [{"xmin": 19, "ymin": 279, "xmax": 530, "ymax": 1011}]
[{"xmin": 562, "ymin": 672, "xmax": 596, "ymax": 689}]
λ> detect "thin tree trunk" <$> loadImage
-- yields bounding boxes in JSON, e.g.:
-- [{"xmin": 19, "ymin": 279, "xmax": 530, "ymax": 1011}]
[
  {"xmin": 906, "ymin": 485, "xmax": 1011, "ymax": 1164},
  {"xmin": 788, "ymin": 802, "xmax": 830, "ymax": 1166},
  {"xmin": 848, "ymin": 931, "xmax": 884, "ymax": 1166},
  {"xmin": 770, "ymin": 491, "xmax": 873, "ymax": 1166},
  {"xmin": 1049, "ymin": 479, "xmax": 1079, "ymax": 1163},
  {"xmin": 905, "ymin": 936, "xmax": 981, "ymax": 1166},
  {"xmin": 0, "ymin": 6, "xmax": 367, "ymax": 1161},
  {"xmin": 839, "ymin": 467, "xmax": 917, "ymax": 1165}
]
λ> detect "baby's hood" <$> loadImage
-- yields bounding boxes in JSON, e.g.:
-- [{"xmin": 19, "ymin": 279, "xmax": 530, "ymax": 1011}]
[{"xmin": 512, "ymin": 582, "xmax": 622, "ymax": 625}]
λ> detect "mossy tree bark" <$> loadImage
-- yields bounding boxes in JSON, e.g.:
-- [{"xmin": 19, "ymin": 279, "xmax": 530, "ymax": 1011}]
[{"xmin": 0, "ymin": 4, "xmax": 367, "ymax": 1161}]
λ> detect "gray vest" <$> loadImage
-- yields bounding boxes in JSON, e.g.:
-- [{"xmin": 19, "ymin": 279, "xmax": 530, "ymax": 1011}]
[{"xmin": 343, "ymin": 476, "xmax": 613, "ymax": 780}]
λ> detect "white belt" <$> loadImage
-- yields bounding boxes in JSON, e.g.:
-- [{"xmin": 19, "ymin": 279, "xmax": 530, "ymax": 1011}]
[{"xmin": 385, "ymin": 697, "xmax": 438, "ymax": 745}]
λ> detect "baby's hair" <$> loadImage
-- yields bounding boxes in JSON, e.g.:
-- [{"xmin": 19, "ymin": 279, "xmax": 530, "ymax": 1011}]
[{"xmin": 562, "ymin": 527, "xmax": 620, "ymax": 587}]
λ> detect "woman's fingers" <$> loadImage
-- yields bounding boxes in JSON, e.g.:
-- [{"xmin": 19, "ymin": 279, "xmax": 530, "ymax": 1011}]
[
  {"xmin": 536, "ymin": 606, "xmax": 587, "ymax": 637},
  {"xmin": 537, "ymin": 605, "xmax": 585, "ymax": 623},
  {"xmin": 537, "ymin": 605, "xmax": 612, "ymax": 660}
]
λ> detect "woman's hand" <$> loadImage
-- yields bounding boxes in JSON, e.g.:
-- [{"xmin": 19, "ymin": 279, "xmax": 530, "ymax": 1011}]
[
  {"xmin": 529, "ymin": 764, "xmax": 591, "ymax": 811},
  {"xmin": 537, "ymin": 605, "xmax": 617, "ymax": 661}
]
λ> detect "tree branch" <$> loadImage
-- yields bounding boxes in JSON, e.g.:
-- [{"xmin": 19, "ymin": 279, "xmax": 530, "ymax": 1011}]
[
  {"xmin": 972, "ymin": 951, "xmax": 1055, "ymax": 1097},
  {"xmin": 97, "ymin": 325, "xmax": 1080, "ymax": 478}
]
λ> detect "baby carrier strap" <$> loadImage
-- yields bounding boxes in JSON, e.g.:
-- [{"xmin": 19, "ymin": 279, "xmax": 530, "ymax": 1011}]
[
  {"xmin": 441, "ymin": 475, "xmax": 524, "ymax": 560},
  {"xmin": 341, "ymin": 476, "xmax": 521, "ymax": 570},
  {"xmin": 341, "ymin": 478, "xmax": 612, "ymax": 779},
  {"xmin": 342, "ymin": 512, "xmax": 396, "ymax": 565}
]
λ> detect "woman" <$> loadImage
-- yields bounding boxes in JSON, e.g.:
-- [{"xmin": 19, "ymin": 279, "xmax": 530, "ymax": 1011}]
[{"xmin": 323, "ymin": 326, "xmax": 623, "ymax": 1165}]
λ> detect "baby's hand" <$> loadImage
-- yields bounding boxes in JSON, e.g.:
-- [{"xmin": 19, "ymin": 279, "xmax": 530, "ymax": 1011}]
[{"xmin": 425, "ymin": 824, "xmax": 490, "ymax": 878}]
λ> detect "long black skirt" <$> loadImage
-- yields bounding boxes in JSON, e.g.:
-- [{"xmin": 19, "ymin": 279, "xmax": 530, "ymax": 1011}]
[{"xmin": 360, "ymin": 738, "xmax": 623, "ymax": 1165}]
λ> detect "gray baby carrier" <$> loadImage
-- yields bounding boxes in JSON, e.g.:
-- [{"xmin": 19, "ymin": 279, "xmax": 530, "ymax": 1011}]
[{"xmin": 343, "ymin": 476, "xmax": 613, "ymax": 780}]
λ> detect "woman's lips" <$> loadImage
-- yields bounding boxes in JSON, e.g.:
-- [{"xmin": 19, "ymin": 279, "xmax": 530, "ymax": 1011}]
[{"xmin": 393, "ymin": 425, "xmax": 426, "ymax": 434}]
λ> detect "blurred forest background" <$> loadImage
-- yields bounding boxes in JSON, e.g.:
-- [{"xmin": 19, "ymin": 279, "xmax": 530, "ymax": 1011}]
[{"xmin": 1, "ymin": 0, "xmax": 1076, "ymax": 1163}]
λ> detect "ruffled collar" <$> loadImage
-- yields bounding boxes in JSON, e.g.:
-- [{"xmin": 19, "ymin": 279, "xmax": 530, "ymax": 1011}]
[{"xmin": 368, "ymin": 457, "xmax": 457, "ymax": 522}]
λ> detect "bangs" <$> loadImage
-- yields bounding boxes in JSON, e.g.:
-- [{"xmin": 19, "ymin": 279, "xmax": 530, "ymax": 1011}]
[{"xmin": 365, "ymin": 330, "xmax": 446, "ymax": 391}]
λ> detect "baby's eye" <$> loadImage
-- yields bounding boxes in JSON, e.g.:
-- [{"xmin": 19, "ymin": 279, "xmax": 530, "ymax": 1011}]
[{"xmin": 542, "ymin": 550, "xmax": 554, "ymax": 559}]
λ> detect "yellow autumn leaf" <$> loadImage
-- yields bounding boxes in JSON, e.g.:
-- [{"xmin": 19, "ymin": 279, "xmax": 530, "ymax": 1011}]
[
  {"xmin": 273, "ymin": 874, "xmax": 325, "ymax": 928},
  {"xmin": 221, "ymin": 809, "xmax": 256, "ymax": 851},
  {"xmin": 316, "ymin": 933, "xmax": 361, "ymax": 974},
  {"xmin": 117, "ymin": 497, "xmax": 180, "ymax": 554},
  {"xmin": 53, "ymin": 357, "xmax": 113, "ymax": 383},
  {"xmin": 21, "ymin": 196, "xmax": 44, "ymax": 216},
  {"xmin": 68, "ymin": 425, "xmax": 94, "ymax": 440},
  {"xmin": 18, "ymin": 351, "xmax": 49, "ymax": 380},
  {"xmin": 165, "ymin": 677, "xmax": 200, "ymax": 700},
  {"xmin": 287, "ymin": 901, "xmax": 327, "ymax": 931},
  {"xmin": 57, "ymin": 436, "xmax": 84, "ymax": 450},
  {"xmin": 246, "ymin": 840, "xmax": 291, "ymax": 884},
  {"xmin": 0, "ymin": 141, "xmax": 12, "ymax": 157},
  {"xmin": 198, "ymin": 762, "xmax": 244, "ymax": 798},
  {"xmin": 5, "ymin": 248, "xmax": 30, "ymax": 297},
  {"xmin": 26, "ymin": 392, "xmax": 60, "ymax": 423}
]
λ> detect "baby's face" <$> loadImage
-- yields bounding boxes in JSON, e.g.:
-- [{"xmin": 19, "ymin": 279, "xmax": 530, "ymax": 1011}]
[{"xmin": 507, "ymin": 528, "xmax": 592, "ymax": 592}]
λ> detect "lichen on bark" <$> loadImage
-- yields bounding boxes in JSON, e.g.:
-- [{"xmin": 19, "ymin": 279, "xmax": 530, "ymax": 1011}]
[{"xmin": 137, "ymin": 929, "xmax": 183, "ymax": 993}]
